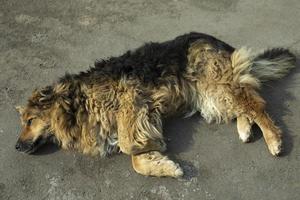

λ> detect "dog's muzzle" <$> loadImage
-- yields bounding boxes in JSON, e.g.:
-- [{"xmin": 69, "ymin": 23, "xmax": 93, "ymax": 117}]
[
  {"xmin": 15, "ymin": 139, "xmax": 35, "ymax": 153},
  {"xmin": 15, "ymin": 134, "xmax": 57, "ymax": 154},
  {"xmin": 15, "ymin": 137, "xmax": 46, "ymax": 154}
]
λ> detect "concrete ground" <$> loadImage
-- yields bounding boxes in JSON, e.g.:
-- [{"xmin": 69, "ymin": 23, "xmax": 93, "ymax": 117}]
[{"xmin": 1, "ymin": 0, "xmax": 300, "ymax": 199}]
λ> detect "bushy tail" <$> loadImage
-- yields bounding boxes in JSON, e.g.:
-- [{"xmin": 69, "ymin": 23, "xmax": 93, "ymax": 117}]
[
  {"xmin": 251, "ymin": 48, "xmax": 296, "ymax": 82},
  {"xmin": 231, "ymin": 48, "xmax": 296, "ymax": 87}
]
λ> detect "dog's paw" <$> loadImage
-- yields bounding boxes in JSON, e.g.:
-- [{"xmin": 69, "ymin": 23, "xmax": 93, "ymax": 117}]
[
  {"xmin": 237, "ymin": 117, "xmax": 252, "ymax": 143},
  {"xmin": 159, "ymin": 160, "xmax": 184, "ymax": 178},
  {"xmin": 267, "ymin": 139, "xmax": 282, "ymax": 156},
  {"xmin": 173, "ymin": 163, "xmax": 184, "ymax": 178},
  {"xmin": 238, "ymin": 130, "xmax": 252, "ymax": 143}
]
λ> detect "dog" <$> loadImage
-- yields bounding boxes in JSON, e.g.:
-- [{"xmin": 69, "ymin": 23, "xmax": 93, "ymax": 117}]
[{"xmin": 15, "ymin": 32, "xmax": 296, "ymax": 178}]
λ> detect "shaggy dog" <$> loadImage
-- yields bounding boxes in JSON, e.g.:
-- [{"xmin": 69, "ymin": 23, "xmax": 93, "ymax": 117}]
[{"xmin": 15, "ymin": 32, "xmax": 296, "ymax": 177}]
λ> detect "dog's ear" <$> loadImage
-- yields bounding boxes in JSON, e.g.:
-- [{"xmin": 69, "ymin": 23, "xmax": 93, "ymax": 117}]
[
  {"xmin": 15, "ymin": 106, "xmax": 25, "ymax": 115},
  {"xmin": 38, "ymin": 86, "xmax": 54, "ymax": 104}
]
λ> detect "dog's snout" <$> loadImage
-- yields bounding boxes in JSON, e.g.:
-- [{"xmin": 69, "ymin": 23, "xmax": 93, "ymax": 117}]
[{"xmin": 15, "ymin": 139, "xmax": 37, "ymax": 153}]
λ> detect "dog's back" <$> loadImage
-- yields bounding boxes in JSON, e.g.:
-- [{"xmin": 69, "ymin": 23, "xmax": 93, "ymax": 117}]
[{"xmin": 87, "ymin": 32, "xmax": 235, "ymax": 85}]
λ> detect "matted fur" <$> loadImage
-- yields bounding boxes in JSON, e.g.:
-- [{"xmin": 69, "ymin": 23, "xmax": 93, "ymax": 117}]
[{"xmin": 15, "ymin": 32, "xmax": 296, "ymax": 177}]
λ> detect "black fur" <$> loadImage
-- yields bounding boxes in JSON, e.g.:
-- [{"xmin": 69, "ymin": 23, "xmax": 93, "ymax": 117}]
[
  {"xmin": 60, "ymin": 32, "xmax": 234, "ymax": 85},
  {"xmin": 254, "ymin": 48, "xmax": 296, "ymax": 61}
]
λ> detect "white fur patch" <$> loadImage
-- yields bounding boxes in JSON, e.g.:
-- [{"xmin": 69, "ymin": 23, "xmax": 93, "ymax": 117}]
[
  {"xmin": 238, "ymin": 130, "xmax": 251, "ymax": 143},
  {"xmin": 195, "ymin": 90, "xmax": 234, "ymax": 124}
]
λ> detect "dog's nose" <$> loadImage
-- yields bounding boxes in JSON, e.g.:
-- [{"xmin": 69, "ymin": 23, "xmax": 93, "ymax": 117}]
[{"xmin": 15, "ymin": 142, "xmax": 21, "ymax": 151}]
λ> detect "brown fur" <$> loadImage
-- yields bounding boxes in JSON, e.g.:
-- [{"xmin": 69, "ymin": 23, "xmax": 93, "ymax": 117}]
[{"xmin": 15, "ymin": 33, "xmax": 296, "ymax": 178}]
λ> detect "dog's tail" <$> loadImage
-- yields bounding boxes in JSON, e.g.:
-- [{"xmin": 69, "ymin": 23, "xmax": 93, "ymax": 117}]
[{"xmin": 231, "ymin": 47, "xmax": 296, "ymax": 87}]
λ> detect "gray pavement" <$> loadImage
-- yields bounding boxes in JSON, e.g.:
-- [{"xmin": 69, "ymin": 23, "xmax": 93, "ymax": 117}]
[{"xmin": 0, "ymin": 0, "xmax": 300, "ymax": 199}]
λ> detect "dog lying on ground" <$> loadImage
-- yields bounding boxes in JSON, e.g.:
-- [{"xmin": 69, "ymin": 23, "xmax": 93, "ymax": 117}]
[{"xmin": 15, "ymin": 32, "xmax": 296, "ymax": 177}]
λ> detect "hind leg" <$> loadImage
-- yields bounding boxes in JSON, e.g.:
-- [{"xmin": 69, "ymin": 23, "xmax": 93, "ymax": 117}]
[
  {"xmin": 237, "ymin": 89, "xmax": 282, "ymax": 156},
  {"xmin": 132, "ymin": 151, "xmax": 183, "ymax": 178},
  {"xmin": 254, "ymin": 111, "xmax": 282, "ymax": 156},
  {"xmin": 237, "ymin": 116, "xmax": 253, "ymax": 143}
]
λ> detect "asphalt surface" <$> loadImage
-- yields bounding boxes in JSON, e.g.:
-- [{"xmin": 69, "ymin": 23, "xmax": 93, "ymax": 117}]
[{"xmin": 0, "ymin": 0, "xmax": 300, "ymax": 199}]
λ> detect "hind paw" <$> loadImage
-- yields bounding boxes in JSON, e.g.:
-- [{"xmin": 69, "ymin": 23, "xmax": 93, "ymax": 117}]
[
  {"xmin": 267, "ymin": 139, "xmax": 282, "ymax": 156},
  {"xmin": 238, "ymin": 130, "xmax": 252, "ymax": 143}
]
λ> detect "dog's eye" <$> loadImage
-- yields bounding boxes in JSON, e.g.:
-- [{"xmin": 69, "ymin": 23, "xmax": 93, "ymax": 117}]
[{"xmin": 27, "ymin": 118, "xmax": 34, "ymax": 126}]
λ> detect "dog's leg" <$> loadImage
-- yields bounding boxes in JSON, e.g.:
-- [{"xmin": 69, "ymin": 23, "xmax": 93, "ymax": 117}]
[
  {"xmin": 117, "ymin": 114, "xmax": 166, "ymax": 155},
  {"xmin": 254, "ymin": 111, "xmax": 282, "ymax": 156},
  {"xmin": 237, "ymin": 116, "xmax": 252, "ymax": 143},
  {"xmin": 237, "ymin": 89, "xmax": 282, "ymax": 156},
  {"xmin": 117, "ymin": 94, "xmax": 166, "ymax": 155},
  {"xmin": 131, "ymin": 151, "xmax": 183, "ymax": 178}
]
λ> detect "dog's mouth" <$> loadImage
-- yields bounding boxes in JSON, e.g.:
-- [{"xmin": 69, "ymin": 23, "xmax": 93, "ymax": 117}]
[
  {"xmin": 23, "ymin": 144, "xmax": 39, "ymax": 154},
  {"xmin": 15, "ymin": 135, "xmax": 56, "ymax": 154}
]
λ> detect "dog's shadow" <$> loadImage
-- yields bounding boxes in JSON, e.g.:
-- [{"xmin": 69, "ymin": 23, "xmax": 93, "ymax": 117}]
[
  {"xmin": 163, "ymin": 114, "xmax": 200, "ymax": 179},
  {"xmin": 163, "ymin": 115, "xmax": 199, "ymax": 154},
  {"xmin": 32, "ymin": 142, "xmax": 60, "ymax": 155}
]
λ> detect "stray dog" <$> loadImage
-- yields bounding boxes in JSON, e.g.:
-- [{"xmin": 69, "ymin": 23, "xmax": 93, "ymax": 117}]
[{"xmin": 15, "ymin": 32, "xmax": 296, "ymax": 177}]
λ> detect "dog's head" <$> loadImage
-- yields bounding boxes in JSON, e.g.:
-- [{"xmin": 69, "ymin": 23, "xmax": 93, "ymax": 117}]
[{"xmin": 15, "ymin": 87, "xmax": 57, "ymax": 154}]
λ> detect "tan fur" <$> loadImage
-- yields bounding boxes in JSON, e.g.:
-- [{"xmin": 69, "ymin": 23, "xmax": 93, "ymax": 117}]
[
  {"xmin": 16, "ymin": 38, "xmax": 295, "ymax": 177},
  {"xmin": 132, "ymin": 151, "xmax": 183, "ymax": 177}
]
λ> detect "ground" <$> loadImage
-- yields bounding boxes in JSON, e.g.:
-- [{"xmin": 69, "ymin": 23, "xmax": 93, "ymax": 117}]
[{"xmin": 0, "ymin": 0, "xmax": 300, "ymax": 199}]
